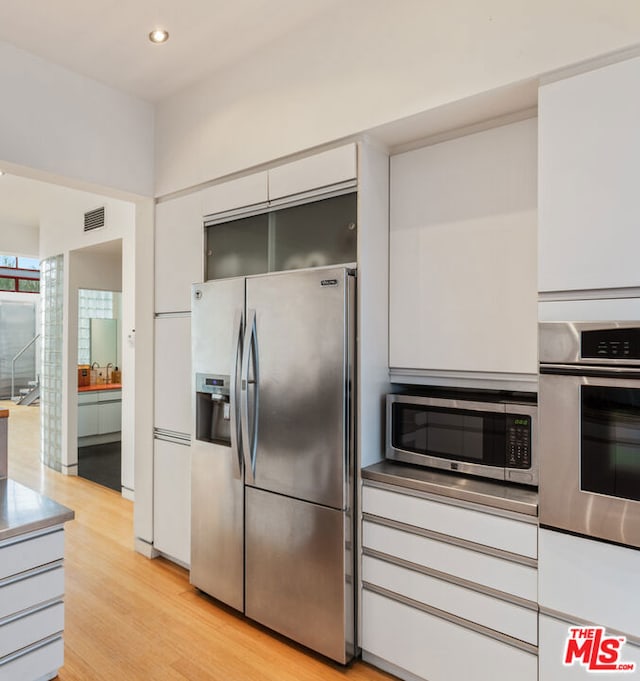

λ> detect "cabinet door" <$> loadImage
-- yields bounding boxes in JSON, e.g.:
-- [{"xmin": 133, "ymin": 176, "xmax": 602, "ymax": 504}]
[
  {"xmin": 153, "ymin": 439, "xmax": 191, "ymax": 565},
  {"xmin": 154, "ymin": 316, "xmax": 191, "ymax": 436},
  {"xmin": 97, "ymin": 401, "xmax": 121, "ymax": 434},
  {"xmin": 155, "ymin": 192, "xmax": 203, "ymax": 314},
  {"xmin": 77, "ymin": 403, "xmax": 98, "ymax": 437},
  {"xmin": 389, "ymin": 119, "xmax": 537, "ymax": 375},
  {"xmin": 268, "ymin": 144, "xmax": 356, "ymax": 201},
  {"xmin": 362, "ymin": 590, "xmax": 537, "ymax": 681},
  {"xmin": 539, "ymin": 56, "xmax": 640, "ymax": 292},
  {"xmin": 200, "ymin": 172, "xmax": 268, "ymax": 217}
]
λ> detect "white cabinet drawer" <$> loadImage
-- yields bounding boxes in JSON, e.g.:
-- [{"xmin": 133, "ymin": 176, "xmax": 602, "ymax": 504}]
[
  {"xmin": 540, "ymin": 528, "xmax": 640, "ymax": 638},
  {"xmin": 0, "ymin": 565, "xmax": 64, "ymax": 620},
  {"xmin": 362, "ymin": 485, "xmax": 537, "ymax": 558},
  {"xmin": 0, "ymin": 602, "xmax": 64, "ymax": 659},
  {"xmin": 362, "ymin": 589, "xmax": 537, "ymax": 681},
  {"xmin": 77, "ymin": 392, "xmax": 97, "ymax": 405},
  {"xmin": 363, "ymin": 520, "xmax": 536, "ymax": 601},
  {"xmin": 77, "ymin": 403, "xmax": 99, "ymax": 437},
  {"xmin": 0, "ymin": 530, "xmax": 64, "ymax": 581},
  {"xmin": 540, "ymin": 613, "xmax": 640, "ymax": 679},
  {"xmin": 97, "ymin": 389, "xmax": 121, "ymax": 402},
  {"xmin": 0, "ymin": 636, "xmax": 63, "ymax": 681},
  {"xmin": 362, "ymin": 555, "xmax": 537, "ymax": 645}
]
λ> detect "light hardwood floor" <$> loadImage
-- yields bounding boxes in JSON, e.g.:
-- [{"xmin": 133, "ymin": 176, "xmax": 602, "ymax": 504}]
[{"xmin": 2, "ymin": 401, "xmax": 393, "ymax": 681}]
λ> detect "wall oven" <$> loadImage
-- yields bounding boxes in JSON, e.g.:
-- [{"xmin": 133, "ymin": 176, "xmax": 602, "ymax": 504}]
[
  {"xmin": 539, "ymin": 321, "xmax": 640, "ymax": 548},
  {"xmin": 387, "ymin": 393, "xmax": 538, "ymax": 485}
]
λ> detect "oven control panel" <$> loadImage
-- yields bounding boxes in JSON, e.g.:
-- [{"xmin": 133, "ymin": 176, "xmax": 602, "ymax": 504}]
[
  {"xmin": 506, "ymin": 415, "xmax": 531, "ymax": 469},
  {"xmin": 582, "ymin": 328, "xmax": 640, "ymax": 360}
]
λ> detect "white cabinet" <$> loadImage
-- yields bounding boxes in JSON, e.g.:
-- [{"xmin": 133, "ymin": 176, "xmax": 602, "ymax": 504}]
[
  {"xmin": 153, "ymin": 439, "xmax": 191, "ymax": 565},
  {"xmin": 77, "ymin": 389, "xmax": 122, "ymax": 441},
  {"xmin": 538, "ymin": 56, "xmax": 640, "ymax": 293},
  {"xmin": 268, "ymin": 144, "xmax": 357, "ymax": 201},
  {"xmin": 361, "ymin": 481, "xmax": 538, "ymax": 681},
  {"xmin": 154, "ymin": 316, "xmax": 191, "ymax": 437},
  {"xmin": 0, "ymin": 528, "xmax": 67, "ymax": 680},
  {"xmin": 200, "ymin": 171, "xmax": 268, "ymax": 217},
  {"xmin": 155, "ymin": 192, "xmax": 203, "ymax": 314},
  {"xmin": 389, "ymin": 119, "xmax": 538, "ymax": 379},
  {"xmin": 540, "ymin": 614, "xmax": 640, "ymax": 680}
]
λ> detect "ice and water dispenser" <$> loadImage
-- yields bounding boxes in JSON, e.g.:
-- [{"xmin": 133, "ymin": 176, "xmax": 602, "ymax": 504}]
[{"xmin": 195, "ymin": 373, "xmax": 231, "ymax": 446}]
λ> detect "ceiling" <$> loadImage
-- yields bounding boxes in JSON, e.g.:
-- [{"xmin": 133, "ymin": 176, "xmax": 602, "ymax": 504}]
[{"xmin": 0, "ymin": 0, "xmax": 342, "ymax": 102}]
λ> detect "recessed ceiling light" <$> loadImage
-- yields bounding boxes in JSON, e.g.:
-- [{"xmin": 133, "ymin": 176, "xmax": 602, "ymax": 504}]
[
  {"xmin": 0, "ymin": 170, "xmax": 5, "ymax": 176},
  {"xmin": 148, "ymin": 29, "xmax": 169, "ymax": 44}
]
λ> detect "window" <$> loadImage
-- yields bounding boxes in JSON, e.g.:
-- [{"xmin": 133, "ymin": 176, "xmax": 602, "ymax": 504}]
[{"xmin": 0, "ymin": 254, "xmax": 41, "ymax": 294}]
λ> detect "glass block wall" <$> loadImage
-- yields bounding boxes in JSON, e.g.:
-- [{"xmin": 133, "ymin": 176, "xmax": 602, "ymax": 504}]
[
  {"xmin": 78, "ymin": 289, "xmax": 114, "ymax": 365},
  {"xmin": 40, "ymin": 255, "xmax": 64, "ymax": 471}
]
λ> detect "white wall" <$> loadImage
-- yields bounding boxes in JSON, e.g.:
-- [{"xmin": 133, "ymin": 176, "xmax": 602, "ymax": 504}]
[
  {"xmin": 0, "ymin": 39, "xmax": 154, "ymax": 197},
  {"xmin": 39, "ymin": 190, "xmax": 138, "ymax": 493},
  {"xmin": 155, "ymin": 0, "xmax": 640, "ymax": 196},
  {"xmin": 0, "ymin": 225, "xmax": 39, "ymax": 257}
]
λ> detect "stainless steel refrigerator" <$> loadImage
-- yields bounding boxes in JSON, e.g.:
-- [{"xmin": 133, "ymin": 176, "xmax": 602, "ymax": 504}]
[{"xmin": 190, "ymin": 265, "xmax": 356, "ymax": 663}]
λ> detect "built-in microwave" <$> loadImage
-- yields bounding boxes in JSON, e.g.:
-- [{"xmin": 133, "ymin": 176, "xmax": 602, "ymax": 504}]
[{"xmin": 386, "ymin": 393, "xmax": 538, "ymax": 486}]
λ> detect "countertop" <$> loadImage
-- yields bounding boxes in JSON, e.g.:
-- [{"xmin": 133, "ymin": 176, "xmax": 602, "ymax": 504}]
[
  {"xmin": 78, "ymin": 383, "xmax": 122, "ymax": 393},
  {"xmin": 0, "ymin": 410, "xmax": 8, "ymax": 418},
  {"xmin": 0, "ymin": 478, "xmax": 75, "ymax": 542},
  {"xmin": 362, "ymin": 460, "xmax": 538, "ymax": 517}
]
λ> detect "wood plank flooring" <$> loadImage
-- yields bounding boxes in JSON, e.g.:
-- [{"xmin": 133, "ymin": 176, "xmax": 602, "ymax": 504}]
[{"xmin": 2, "ymin": 401, "xmax": 394, "ymax": 681}]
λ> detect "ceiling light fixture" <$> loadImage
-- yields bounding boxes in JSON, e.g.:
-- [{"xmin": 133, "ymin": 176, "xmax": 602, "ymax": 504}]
[
  {"xmin": 0, "ymin": 170, "xmax": 5, "ymax": 176},
  {"xmin": 148, "ymin": 29, "xmax": 169, "ymax": 44}
]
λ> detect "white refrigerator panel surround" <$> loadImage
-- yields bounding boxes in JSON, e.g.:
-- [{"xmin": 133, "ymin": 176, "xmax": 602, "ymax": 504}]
[
  {"xmin": 389, "ymin": 118, "xmax": 538, "ymax": 376},
  {"xmin": 538, "ymin": 55, "xmax": 640, "ymax": 293},
  {"xmin": 153, "ymin": 439, "xmax": 191, "ymax": 565},
  {"xmin": 155, "ymin": 192, "xmax": 203, "ymax": 314},
  {"xmin": 200, "ymin": 172, "xmax": 268, "ymax": 217},
  {"xmin": 154, "ymin": 316, "xmax": 192, "ymax": 436}
]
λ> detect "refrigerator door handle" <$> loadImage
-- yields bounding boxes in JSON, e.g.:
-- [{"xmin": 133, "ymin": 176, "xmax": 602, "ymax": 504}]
[
  {"xmin": 229, "ymin": 309, "xmax": 243, "ymax": 479},
  {"xmin": 241, "ymin": 308, "xmax": 259, "ymax": 483}
]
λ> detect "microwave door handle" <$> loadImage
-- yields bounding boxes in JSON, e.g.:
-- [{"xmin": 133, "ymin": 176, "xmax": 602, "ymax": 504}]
[
  {"xmin": 229, "ymin": 310, "xmax": 243, "ymax": 480},
  {"xmin": 241, "ymin": 309, "xmax": 257, "ymax": 484}
]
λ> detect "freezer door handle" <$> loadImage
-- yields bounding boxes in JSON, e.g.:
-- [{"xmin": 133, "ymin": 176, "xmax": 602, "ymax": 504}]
[
  {"xmin": 241, "ymin": 308, "xmax": 259, "ymax": 483},
  {"xmin": 229, "ymin": 309, "xmax": 243, "ymax": 479}
]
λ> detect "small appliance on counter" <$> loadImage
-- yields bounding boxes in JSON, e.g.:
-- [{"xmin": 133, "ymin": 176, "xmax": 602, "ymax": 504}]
[{"xmin": 386, "ymin": 388, "xmax": 538, "ymax": 486}]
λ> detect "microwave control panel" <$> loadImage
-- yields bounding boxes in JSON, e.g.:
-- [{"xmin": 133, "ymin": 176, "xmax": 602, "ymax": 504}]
[
  {"xmin": 582, "ymin": 327, "xmax": 640, "ymax": 360},
  {"xmin": 506, "ymin": 415, "xmax": 531, "ymax": 469}
]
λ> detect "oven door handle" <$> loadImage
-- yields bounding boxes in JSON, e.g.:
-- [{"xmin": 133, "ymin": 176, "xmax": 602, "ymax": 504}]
[{"xmin": 540, "ymin": 363, "xmax": 640, "ymax": 379}]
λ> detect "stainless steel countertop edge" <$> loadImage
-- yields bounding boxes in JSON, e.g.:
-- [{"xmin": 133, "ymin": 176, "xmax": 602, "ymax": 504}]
[
  {"xmin": 0, "ymin": 478, "xmax": 75, "ymax": 543},
  {"xmin": 361, "ymin": 461, "xmax": 538, "ymax": 518}
]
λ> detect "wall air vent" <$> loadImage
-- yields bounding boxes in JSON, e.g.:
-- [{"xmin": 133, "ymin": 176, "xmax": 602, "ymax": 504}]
[{"xmin": 84, "ymin": 206, "xmax": 106, "ymax": 232}]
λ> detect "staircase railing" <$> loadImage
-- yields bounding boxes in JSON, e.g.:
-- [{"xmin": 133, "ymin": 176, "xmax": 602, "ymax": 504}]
[{"xmin": 11, "ymin": 334, "xmax": 40, "ymax": 401}]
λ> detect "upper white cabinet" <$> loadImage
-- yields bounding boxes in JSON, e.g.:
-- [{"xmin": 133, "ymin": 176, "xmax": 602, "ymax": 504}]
[
  {"xmin": 389, "ymin": 119, "xmax": 538, "ymax": 378},
  {"xmin": 200, "ymin": 171, "xmax": 268, "ymax": 217},
  {"xmin": 539, "ymin": 56, "xmax": 640, "ymax": 293},
  {"xmin": 268, "ymin": 144, "xmax": 357, "ymax": 201},
  {"xmin": 155, "ymin": 192, "xmax": 203, "ymax": 314}
]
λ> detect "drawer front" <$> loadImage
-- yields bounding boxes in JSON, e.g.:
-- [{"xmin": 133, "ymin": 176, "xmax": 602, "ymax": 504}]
[
  {"xmin": 0, "ymin": 565, "xmax": 64, "ymax": 620},
  {"xmin": 0, "ymin": 636, "xmax": 63, "ymax": 681},
  {"xmin": 540, "ymin": 528, "xmax": 640, "ymax": 639},
  {"xmin": 362, "ymin": 555, "xmax": 537, "ymax": 645},
  {"xmin": 77, "ymin": 392, "xmax": 97, "ymax": 405},
  {"xmin": 540, "ymin": 614, "xmax": 640, "ymax": 679},
  {"xmin": 363, "ymin": 520, "xmax": 537, "ymax": 601},
  {"xmin": 362, "ymin": 590, "xmax": 537, "ymax": 681},
  {"xmin": 0, "ymin": 603, "xmax": 64, "ymax": 659},
  {"xmin": 363, "ymin": 485, "xmax": 537, "ymax": 558},
  {"xmin": 97, "ymin": 389, "xmax": 121, "ymax": 402},
  {"xmin": 0, "ymin": 530, "xmax": 64, "ymax": 581}
]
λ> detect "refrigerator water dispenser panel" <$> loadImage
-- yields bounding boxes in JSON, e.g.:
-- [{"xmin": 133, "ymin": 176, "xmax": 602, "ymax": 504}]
[{"xmin": 195, "ymin": 373, "xmax": 231, "ymax": 446}]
